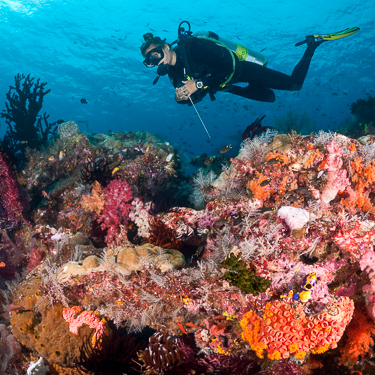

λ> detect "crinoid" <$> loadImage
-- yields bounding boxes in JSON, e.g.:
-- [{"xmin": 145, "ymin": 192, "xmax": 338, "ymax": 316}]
[
  {"xmin": 143, "ymin": 218, "xmax": 181, "ymax": 250},
  {"xmin": 81, "ymin": 156, "xmax": 113, "ymax": 187},
  {"xmin": 137, "ymin": 328, "xmax": 183, "ymax": 373},
  {"xmin": 76, "ymin": 327, "xmax": 145, "ymax": 375}
]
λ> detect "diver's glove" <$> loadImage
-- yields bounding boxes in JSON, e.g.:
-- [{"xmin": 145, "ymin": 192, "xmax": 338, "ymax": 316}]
[{"xmin": 175, "ymin": 86, "xmax": 189, "ymax": 101}]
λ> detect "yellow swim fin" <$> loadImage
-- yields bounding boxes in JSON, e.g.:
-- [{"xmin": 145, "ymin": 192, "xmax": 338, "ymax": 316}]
[{"xmin": 295, "ymin": 26, "xmax": 360, "ymax": 47}]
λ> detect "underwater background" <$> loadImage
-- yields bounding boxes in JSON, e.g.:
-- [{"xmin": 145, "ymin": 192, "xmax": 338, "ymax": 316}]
[
  {"xmin": 2, "ymin": 1, "xmax": 375, "ymax": 375},
  {"xmin": 0, "ymin": 0, "xmax": 374, "ymax": 159}
]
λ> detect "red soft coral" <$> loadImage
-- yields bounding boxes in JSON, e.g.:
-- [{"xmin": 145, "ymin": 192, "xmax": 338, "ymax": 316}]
[{"xmin": 97, "ymin": 179, "xmax": 133, "ymax": 245}]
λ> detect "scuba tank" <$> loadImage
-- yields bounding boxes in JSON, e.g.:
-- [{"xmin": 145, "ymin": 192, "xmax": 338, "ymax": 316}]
[{"xmin": 193, "ymin": 30, "xmax": 267, "ymax": 66}]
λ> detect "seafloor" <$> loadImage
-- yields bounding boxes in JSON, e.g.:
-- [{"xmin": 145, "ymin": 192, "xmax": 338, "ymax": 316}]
[{"xmin": 1, "ymin": 122, "xmax": 375, "ymax": 375}]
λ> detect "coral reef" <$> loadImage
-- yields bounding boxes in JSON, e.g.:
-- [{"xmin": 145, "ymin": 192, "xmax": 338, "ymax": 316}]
[{"xmin": 4, "ymin": 128, "xmax": 375, "ymax": 374}]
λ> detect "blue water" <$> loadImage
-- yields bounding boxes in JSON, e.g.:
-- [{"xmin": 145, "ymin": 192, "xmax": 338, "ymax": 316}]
[{"xmin": 0, "ymin": 0, "xmax": 373, "ymax": 160}]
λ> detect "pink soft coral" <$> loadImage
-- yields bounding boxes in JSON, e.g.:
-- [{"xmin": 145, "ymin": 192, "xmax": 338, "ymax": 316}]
[
  {"xmin": 97, "ymin": 179, "xmax": 133, "ymax": 244},
  {"xmin": 321, "ymin": 140, "xmax": 350, "ymax": 204}
]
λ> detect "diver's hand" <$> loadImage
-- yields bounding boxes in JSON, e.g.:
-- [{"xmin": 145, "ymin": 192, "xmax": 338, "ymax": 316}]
[{"xmin": 175, "ymin": 80, "xmax": 198, "ymax": 101}]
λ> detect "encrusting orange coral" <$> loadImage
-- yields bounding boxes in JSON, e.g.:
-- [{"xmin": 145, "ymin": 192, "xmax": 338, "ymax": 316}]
[{"xmin": 240, "ymin": 297, "xmax": 354, "ymax": 360}]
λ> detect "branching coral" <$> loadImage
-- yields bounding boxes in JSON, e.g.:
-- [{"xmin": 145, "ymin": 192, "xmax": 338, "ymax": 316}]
[{"xmin": 0, "ymin": 73, "xmax": 56, "ymax": 165}]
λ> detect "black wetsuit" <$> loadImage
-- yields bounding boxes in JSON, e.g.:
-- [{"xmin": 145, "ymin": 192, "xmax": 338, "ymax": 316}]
[{"xmin": 168, "ymin": 37, "xmax": 317, "ymax": 104}]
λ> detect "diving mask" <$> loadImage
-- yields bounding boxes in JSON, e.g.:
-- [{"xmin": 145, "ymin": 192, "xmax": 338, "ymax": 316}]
[{"xmin": 143, "ymin": 46, "xmax": 165, "ymax": 68}]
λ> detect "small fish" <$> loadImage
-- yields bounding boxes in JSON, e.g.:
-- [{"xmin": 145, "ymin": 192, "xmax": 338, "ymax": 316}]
[
  {"xmin": 49, "ymin": 156, "xmax": 55, "ymax": 161},
  {"xmin": 232, "ymin": 215, "xmax": 243, "ymax": 226},
  {"xmin": 112, "ymin": 167, "xmax": 119, "ymax": 174},
  {"xmin": 260, "ymin": 178, "xmax": 271, "ymax": 187},
  {"xmin": 266, "ymin": 157, "xmax": 280, "ymax": 166},
  {"xmin": 80, "ymin": 98, "xmax": 88, "ymax": 104},
  {"xmin": 7, "ymin": 304, "xmax": 25, "ymax": 312},
  {"xmin": 260, "ymin": 47, "xmax": 267, "ymax": 52},
  {"xmin": 166, "ymin": 153, "xmax": 173, "ymax": 162},
  {"xmin": 213, "ymin": 217, "xmax": 229, "ymax": 228},
  {"xmin": 204, "ymin": 157, "xmax": 213, "ymax": 165},
  {"xmin": 59, "ymin": 150, "xmax": 65, "ymax": 160},
  {"xmin": 287, "ymin": 196, "xmax": 300, "ymax": 203},
  {"xmin": 245, "ymin": 188, "xmax": 254, "ymax": 199},
  {"xmin": 19, "ymin": 140, "xmax": 28, "ymax": 144},
  {"xmin": 258, "ymin": 206, "xmax": 274, "ymax": 213},
  {"xmin": 295, "ymin": 187, "xmax": 312, "ymax": 196},
  {"xmin": 220, "ymin": 145, "xmax": 232, "ymax": 154},
  {"xmin": 203, "ymin": 184, "xmax": 216, "ymax": 193}
]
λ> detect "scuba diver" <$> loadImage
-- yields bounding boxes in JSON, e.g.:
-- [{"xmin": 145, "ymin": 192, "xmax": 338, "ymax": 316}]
[{"xmin": 140, "ymin": 22, "xmax": 360, "ymax": 105}]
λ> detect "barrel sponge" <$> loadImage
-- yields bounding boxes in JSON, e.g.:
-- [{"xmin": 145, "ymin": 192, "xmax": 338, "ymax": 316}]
[
  {"xmin": 9, "ymin": 277, "xmax": 100, "ymax": 366},
  {"xmin": 58, "ymin": 120, "xmax": 79, "ymax": 139}
]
